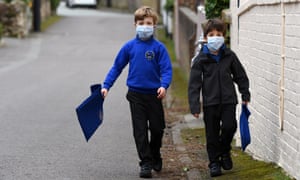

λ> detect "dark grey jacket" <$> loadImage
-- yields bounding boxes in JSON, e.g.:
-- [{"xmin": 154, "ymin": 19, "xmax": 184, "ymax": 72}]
[{"xmin": 188, "ymin": 47, "xmax": 250, "ymax": 114}]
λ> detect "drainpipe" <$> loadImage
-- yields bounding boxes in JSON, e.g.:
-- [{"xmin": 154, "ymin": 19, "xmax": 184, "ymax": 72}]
[{"xmin": 279, "ymin": 1, "xmax": 285, "ymax": 131}]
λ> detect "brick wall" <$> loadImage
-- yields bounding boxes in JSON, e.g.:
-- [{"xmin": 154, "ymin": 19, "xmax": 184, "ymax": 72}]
[{"xmin": 230, "ymin": 1, "xmax": 300, "ymax": 179}]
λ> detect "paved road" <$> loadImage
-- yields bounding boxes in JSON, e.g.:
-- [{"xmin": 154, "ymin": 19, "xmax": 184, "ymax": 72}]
[{"xmin": 0, "ymin": 3, "xmax": 148, "ymax": 180}]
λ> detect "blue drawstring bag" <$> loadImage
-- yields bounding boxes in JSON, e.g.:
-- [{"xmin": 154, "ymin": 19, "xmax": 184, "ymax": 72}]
[
  {"xmin": 240, "ymin": 104, "xmax": 251, "ymax": 151},
  {"xmin": 76, "ymin": 84, "xmax": 104, "ymax": 142}
]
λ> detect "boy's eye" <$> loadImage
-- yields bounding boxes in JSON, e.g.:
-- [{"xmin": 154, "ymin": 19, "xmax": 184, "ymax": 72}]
[
  {"xmin": 207, "ymin": 34, "xmax": 223, "ymax": 37},
  {"xmin": 137, "ymin": 22, "xmax": 153, "ymax": 26},
  {"xmin": 136, "ymin": 17, "xmax": 154, "ymax": 26},
  {"xmin": 207, "ymin": 30, "xmax": 223, "ymax": 37}
]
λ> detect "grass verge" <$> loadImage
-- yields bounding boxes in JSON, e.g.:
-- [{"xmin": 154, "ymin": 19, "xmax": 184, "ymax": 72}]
[
  {"xmin": 41, "ymin": 15, "xmax": 62, "ymax": 32},
  {"xmin": 156, "ymin": 27, "xmax": 189, "ymax": 110},
  {"xmin": 181, "ymin": 128, "xmax": 295, "ymax": 180}
]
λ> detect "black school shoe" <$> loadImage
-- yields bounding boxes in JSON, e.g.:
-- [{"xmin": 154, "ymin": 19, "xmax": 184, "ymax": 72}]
[
  {"xmin": 209, "ymin": 162, "xmax": 222, "ymax": 177},
  {"xmin": 139, "ymin": 164, "xmax": 152, "ymax": 178},
  {"xmin": 152, "ymin": 158, "xmax": 162, "ymax": 172},
  {"xmin": 221, "ymin": 153, "xmax": 233, "ymax": 170}
]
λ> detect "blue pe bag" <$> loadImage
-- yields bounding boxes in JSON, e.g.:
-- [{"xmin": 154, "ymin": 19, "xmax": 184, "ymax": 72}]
[
  {"xmin": 240, "ymin": 104, "xmax": 251, "ymax": 151},
  {"xmin": 76, "ymin": 84, "xmax": 104, "ymax": 142}
]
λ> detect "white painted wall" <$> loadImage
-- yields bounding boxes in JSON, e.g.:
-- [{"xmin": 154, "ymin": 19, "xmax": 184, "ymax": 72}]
[
  {"xmin": 160, "ymin": 0, "xmax": 173, "ymax": 35},
  {"xmin": 231, "ymin": 1, "xmax": 300, "ymax": 179}
]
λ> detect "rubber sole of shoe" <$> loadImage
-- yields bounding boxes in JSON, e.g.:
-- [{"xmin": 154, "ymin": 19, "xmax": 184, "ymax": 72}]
[
  {"xmin": 139, "ymin": 173, "xmax": 152, "ymax": 178},
  {"xmin": 222, "ymin": 165, "xmax": 232, "ymax": 170},
  {"xmin": 221, "ymin": 159, "xmax": 233, "ymax": 170},
  {"xmin": 210, "ymin": 172, "xmax": 222, "ymax": 177},
  {"xmin": 153, "ymin": 164, "xmax": 162, "ymax": 172}
]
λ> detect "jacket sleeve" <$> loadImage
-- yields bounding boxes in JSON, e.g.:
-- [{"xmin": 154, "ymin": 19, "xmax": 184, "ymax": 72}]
[
  {"xmin": 188, "ymin": 59, "xmax": 203, "ymax": 114},
  {"xmin": 231, "ymin": 52, "xmax": 251, "ymax": 102}
]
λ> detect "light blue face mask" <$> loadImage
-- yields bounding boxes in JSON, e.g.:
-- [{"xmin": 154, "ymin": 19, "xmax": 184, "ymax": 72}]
[
  {"xmin": 136, "ymin": 25, "xmax": 154, "ymax": 40},
  {"xmin": 207, "ymin": 36, "xmax": 224, "ymax": 51}
]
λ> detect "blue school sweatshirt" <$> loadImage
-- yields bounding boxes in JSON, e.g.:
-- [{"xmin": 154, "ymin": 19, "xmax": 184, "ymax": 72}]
[{"xmin": 103, "ymin": 36, "xmax": 172, "ymax": 95}]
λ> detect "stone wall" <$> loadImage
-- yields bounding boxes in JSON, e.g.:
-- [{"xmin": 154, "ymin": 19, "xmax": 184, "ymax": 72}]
[
  {"xmin": 0, "ymin": 0, "xmax": 32, "ymax": 38},
  {"xmin": 0, "ymin": 0, "xmax": 52, "ymax": 37}
]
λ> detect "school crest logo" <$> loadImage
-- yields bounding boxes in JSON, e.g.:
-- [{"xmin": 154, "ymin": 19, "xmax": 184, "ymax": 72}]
[{"xmin": 145, "ymin": 51, "xmax": 155, "ymax": 61}]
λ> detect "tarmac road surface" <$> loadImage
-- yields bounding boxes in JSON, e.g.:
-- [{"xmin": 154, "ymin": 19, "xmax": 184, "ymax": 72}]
[{"xmin": 0, "ymin": 3, "xmax": 157, "ymax": 180}]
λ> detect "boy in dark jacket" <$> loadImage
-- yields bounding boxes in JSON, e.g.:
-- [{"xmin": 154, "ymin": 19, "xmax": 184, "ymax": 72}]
[
  {"xmin": 101, "ymin": 6, "xmax": 172, "ymax": 178},
  {"xmin": 188, "ymin": 18, "xmax": 250, "ymax": 177}
]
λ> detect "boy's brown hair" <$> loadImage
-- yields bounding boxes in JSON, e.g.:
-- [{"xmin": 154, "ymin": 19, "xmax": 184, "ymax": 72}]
[
  {"xmin": 134, "ymin": 6, "xmax": 158, "ymax": 25},
  {"xmin": 203, "ymin": 18, "xmax": 227, "ymax": 37}
]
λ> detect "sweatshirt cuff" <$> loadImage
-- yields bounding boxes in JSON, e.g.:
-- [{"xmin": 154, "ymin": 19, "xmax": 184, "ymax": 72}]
[{"xmin": 161, "ymin": 84, "xmax": 169, "ymax": 89}]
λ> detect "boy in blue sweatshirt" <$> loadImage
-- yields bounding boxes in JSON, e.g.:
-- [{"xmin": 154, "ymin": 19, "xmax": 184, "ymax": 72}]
[
  {"xmin": 188, "ymin": 18, "xmax": 250, "ymax": 177},
  {"xmin": 101, "ymin": 6, "xmax": 172, "ymax": 178}
]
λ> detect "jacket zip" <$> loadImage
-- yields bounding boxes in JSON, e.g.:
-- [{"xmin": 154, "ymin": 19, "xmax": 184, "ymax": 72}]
[{"xmin": 217, "ymin": 62, "xmax": 223, "ymax": 105}]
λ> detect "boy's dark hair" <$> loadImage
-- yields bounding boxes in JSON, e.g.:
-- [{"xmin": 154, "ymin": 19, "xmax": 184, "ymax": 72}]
[
  {"xmin": 134, "ymin": 6, "xmax": 158, "ymax": 25},
  {"xmin": 203, "ymin": 18, "xmax": 226, "ymax": 37}
]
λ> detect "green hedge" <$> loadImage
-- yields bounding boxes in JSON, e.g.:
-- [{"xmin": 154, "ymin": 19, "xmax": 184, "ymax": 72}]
[
  {"xmin": 205, "ymin": 0, "xmax": 229, "ymax": 19},
  {"xmin": 164, "ymin": 0, "xmax": 174, "ymax": 12},
  {"xmin": 0, "ymin": 23, "xmax": 3, "ymax": 38},
  {"xmin": 51, "ymin": 0, "xmax": 60, "ymax": 11}
]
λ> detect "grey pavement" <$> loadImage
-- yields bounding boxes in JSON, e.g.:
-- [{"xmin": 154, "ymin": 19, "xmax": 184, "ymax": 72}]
[
  {"xmin": 0, "ymin": 4, "xmax": 154, "ymax": 180},
  {"xmin": 171, "ymin": 114, "xmax": 208, "ymax": 180}
]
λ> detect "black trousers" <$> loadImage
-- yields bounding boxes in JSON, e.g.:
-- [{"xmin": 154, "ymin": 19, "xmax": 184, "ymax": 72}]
[
  {"xmin": 203, "ymin": 104, "xmax": 237, "ymax": 166},
  {"xmin": 126, "ymin": 91, "xmax": 165, "ymax": 166}
]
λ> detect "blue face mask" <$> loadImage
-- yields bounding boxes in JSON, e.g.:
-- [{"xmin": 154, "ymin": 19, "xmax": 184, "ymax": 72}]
[
  {"xmin": 207, "ymin": 36, "xmax": 224, "ymax": 51},
  {"xmin": 136, "ymin": 25, "xmax": 154, "ymax": 40}
]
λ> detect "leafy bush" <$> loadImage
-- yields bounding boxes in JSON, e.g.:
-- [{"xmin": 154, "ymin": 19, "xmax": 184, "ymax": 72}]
[
  {"xmin": 0, "ymin": 23, "xmax": 3, "ymax": 38},
  {"xmin": 50, "ymin": 0, "xmax": 60, "ymax": 11},
  {"xmin": 205, "ymin": 0, "xmax": 229, "ymax": 19},
  {"xmin": 3, "ymin": 0, "xmax": 30, "ymax": 4},
  {"xmin": 164, "ymin": 0, "xmax": 174, "ymax": 12},
  {"xmin": 3, "ymin": 0, "xmax": 12, "ymax": 3}
]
